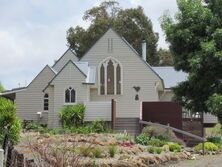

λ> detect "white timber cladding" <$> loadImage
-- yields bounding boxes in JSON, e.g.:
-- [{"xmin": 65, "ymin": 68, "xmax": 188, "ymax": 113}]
[
  {"xmin": 53, "ymin": 49, "xmax": 79, "ymax": 72},
  {"xmin": 84, "ymin": 101, "xmax": 111, "ymax": 121},
  {"xmin": 45, "ymin": 86, "xmax": 54, "ymax": 128},
  {"xmin": 51, "ymin": 61, "xmax": 88, "ymax": 127},
  {"xmin": 16, "ymin": 66, "xmax": 55, "ymax": 122},
  {"xmin": 81, "ymin": 29, "xmax": 162, "ymax": 118}
]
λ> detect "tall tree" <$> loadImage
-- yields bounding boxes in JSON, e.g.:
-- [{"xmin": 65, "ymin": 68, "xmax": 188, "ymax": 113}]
[
  {"xmin": 67, "ymin": 0, "xmax": 159, "ymax": 65},
  {"xmin": 161, "ymin": 0, "xmax": 222, "ymax": 120},
  {"xmin": 157, "ymin": 48, "xmax": 174, "ymax": 66}
]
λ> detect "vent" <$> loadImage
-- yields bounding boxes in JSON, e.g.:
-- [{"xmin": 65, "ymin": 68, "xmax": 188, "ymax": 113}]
[{"xmin": 108, "ymin": 38, "xmax": 113, "ymax": 53}]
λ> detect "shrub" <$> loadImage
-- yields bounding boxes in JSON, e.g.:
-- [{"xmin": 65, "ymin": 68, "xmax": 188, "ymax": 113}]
[
  {"xmin": 207, "ymin": 136, "xmax": 222, "ymax": 144},
  {"xmin": 79, "ymin": 146, "xmax": 93, "ymax": 157},
  {"xmin": 70, "ymin": 126, "xmax": 91, "ymax": 134},
  {"xmin": 116, "ymin": 133, "xmax": 133, "ymax": 142},
  {"xmin": 155, "ymin": 147, "xmax": 163, "ymax": 154},
  {"xmin": 24, "ymin": 121, "xmax": 40, "ymax": 130},
  {"xmin": 108, "ymin": 145, "xmax": 117, "ymax": 157},
  {"xmin": 91, "ymin": 119, "xmax": 107, "ymax": 133},
  {"xmin": 206, "ymin": 123, "xmax": 222, "ymax": 137},
  {"xmin": 147, "ymin": 147, "xmax": 155, "ymax": 154},
  {"xmin": 59, "ymin": 104, "xmax": 85, "ymax": 128},
  {"xmin": 168, "ymin": 143, "xmax": 182, "ymax": 152},
  {"xmin": 142, "ymin": 125, "xmax": 185, "ymax": 145},
  {"xmin": 92, "ymin": 147, "xmax": 103, "ymax": 158},
  {"xmin": 135, "ymin": 133, "xmax": 150, "ymax": 145},
  {"xmin": 194, "ymin": 142, "xmax": 219, "ymax": 152},
  {"xmin": 0, "ymin": 97, "xmax": 22, "ymax": 146},
  {"xmin": 147, "ymin": 138, "xmax": 167, "ymax": 147},
  {"xmin": 147, "ymin": 147, "xmax": 163, "ymax": 154}
]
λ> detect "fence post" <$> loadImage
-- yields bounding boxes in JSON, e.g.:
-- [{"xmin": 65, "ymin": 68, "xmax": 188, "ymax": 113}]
[{"xmin": 0, "ymin": 149, "xmax": 3, "ymax": 167}]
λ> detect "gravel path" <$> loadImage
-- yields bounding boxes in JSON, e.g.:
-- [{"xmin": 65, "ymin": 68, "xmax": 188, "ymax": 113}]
[{"xmin": 155, "ymin": 155, "xmax": 222, "ymax": 167}]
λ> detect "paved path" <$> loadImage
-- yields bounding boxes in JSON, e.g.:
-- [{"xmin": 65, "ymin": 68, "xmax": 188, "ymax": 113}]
[{"xmin": 156, "ymin": 155, "xmax": 222, "ymax": 167}]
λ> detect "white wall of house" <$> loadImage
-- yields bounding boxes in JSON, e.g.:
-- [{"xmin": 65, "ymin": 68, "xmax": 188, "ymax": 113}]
[
  {"xmin": 50, "ymin": 61, "xmax": 88, "ymax": 127},
  {"xmin": 81, "ymin": 29, "xmax": 163, "ymax": 118},
  {"xmin": 45, "ymin": 86, "xmax": 55, "ymax": 128},
  {"xmin": 16, "ymin": 66, "xmax": 55, "ymax": 122}
]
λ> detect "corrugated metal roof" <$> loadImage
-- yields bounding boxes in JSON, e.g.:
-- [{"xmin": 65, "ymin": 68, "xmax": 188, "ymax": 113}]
[
  {"xmin": 152, "ymin": 66, "xmax": 188, "ymax": 88},
  {"xmin": 74, "ymin": 62, "xmax": 89, "ymax": 75}
]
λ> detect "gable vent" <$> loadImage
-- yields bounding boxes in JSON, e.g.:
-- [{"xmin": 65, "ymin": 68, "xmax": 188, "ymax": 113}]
[{"xmin": 108, "ymin": 38, "xmax": 113, "ymax": 53}]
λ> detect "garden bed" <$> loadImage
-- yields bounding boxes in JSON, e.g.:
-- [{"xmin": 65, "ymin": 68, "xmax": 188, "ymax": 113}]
[{"xmin": 10, "ymin": 132, "xmax": 194, "ymax": 167}]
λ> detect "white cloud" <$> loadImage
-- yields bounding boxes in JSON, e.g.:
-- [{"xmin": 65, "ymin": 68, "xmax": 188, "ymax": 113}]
[{"xmin": 0, "ymin": 0, "xmax": 178, "ymax": 90}]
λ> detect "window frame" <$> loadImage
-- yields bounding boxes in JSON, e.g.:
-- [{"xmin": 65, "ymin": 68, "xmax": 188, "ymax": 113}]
[
  {"xmin": 43, "ymin": 93, "xmax": 49, "ymax": 111},
  {"xmin": 64, "ymin": 87, "xmax": 77, "ymax": 105},
  {"xmin": 98, "ymin": 57, "xmax": 123, "ymax": 95}
]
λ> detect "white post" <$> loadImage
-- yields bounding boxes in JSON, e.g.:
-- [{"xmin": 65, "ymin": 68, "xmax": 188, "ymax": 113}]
[{"xmin": 0, "ymin": 149, "xmax": 3, "ymax": 167}]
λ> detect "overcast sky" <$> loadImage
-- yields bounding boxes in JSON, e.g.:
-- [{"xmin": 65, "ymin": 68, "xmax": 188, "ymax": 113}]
[{"xmin": 0, "ymin": 0, "xmax": 178, "ymax": 90}]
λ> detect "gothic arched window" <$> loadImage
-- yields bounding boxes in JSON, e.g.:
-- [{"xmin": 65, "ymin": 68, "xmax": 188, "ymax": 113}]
[
  {"xmin": 99, "ymin": 58, "xmax": 122, "ymax": 95},
  {"xmin": 65, "ymin": 87, "xmax": 76, "ymax": 103}
]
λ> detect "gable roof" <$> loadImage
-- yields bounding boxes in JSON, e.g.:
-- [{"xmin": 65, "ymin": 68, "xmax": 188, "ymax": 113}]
[
  {"xmin": 52, "ymin": 48, "xmax": 79, "ymax": 68},
  {"xmin": 43, "ymin": 60, "xmax": 88, "ymax": 92},
  {"xmin": 152, "ymin": 66, "xmax": 188, "ymax": 89},
  {"xmin": 27, "ymin": 65, "xmax": 56, "ymax": 88},
  {"xmin": 79, "ymin": 27, "xmax": 164, "ymax": 88}
]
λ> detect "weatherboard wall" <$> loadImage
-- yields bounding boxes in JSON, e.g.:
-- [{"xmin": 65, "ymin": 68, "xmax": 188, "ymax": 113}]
[
  {"xmin": 16, "ymin": 66, "xmax": 55, "ymax": 122},
  {"xmin": 81, "ymin": 29, "xmax": 163, "ymax": 118},
  {"xmin": 51, "ymin": 61, "xmax": 88, "ymax": 127}
]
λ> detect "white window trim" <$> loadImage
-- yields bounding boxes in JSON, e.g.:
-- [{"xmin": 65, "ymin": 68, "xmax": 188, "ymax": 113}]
[
  {"xmin": 98, "ymin": 57, "xmax": 123, "ymax": 95},
  {"xmin": 64, "ymin": 87, "xmax": 77, "ymax": 105}
]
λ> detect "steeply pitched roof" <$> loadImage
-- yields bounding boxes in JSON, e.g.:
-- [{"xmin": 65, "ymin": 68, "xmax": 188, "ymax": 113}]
[
  {"xmin": 52, "ymin": 48, "xmax": 79, "ymax": 68},
  {"xmin": 27, "ymin": 65, "xmax": 56, "ymax": 88},
  {"xmin": 79, "ymin": 27, "xmax": 164, "ymax": 88},
  {"xmin": 152, "ymin": 66, "xmax": 188, "ymax": 89},
  {"xmin": 43, "ymin": 60, "xmax": 96, "ymax": 92}
]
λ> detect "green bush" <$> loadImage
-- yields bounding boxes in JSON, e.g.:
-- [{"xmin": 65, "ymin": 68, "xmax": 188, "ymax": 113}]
[
  {"xmin": 168, "ymin": 143, "xmax": 182, "ymax": 152},
  {"xmin": 135, "ymin": 133, "xmax": 150, "ymax": 145},
  {"xmin": 59, "ymin": 104, "xmax": 85, "ymax": 128},
  {"xmin": 142, "ymin": 125, "xmax": 185, "ymax": 145},
  {"xmin": 147, "ymin": 147, "xmax": 163, "ymax": 154},
  {"xmin": 147, "ymin": 138, "xmax": 167, "ymax": 147},
  {"xmin": 92, "ymin": 147, "xmax": 103, "ymax": 158},
  {"xmin": 91, "ymin": 119, "xmax": 107, "ymax": 133},
  {"xmin": 70, "ymin": 126, "xmax": 91, "ymax": 134},
  {"xmin": 116, "ymin": 133, "xmax": 133, "ymax": 142},
  {"xmin": 108, "ymin": 145, "xmax": 117, "ymax": 157},
  {"xmin": 194, "ymin": 142, "xmax": 219, "ymax": 151},
  {"xmin": 207, "ymin": 136, "xmax": 222, "ymax": 144},
  {"xmin": 79, "ymin": 146, "xmax": 93, "ymax": 157},
  {"xmin": 0, "ymin": 97, "xmax": 22, "ymax": 146}
]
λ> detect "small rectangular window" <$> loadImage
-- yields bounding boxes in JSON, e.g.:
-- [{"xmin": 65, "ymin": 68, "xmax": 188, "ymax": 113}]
[{"xmin": 44, "ymin": 94, "xmax": 49, "ymax": 111}]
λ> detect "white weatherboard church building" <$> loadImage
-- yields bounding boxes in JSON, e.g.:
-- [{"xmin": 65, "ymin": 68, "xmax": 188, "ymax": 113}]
[{"xmin": 0, "ymin": 28, "xmax": 217, "ymax": 134}]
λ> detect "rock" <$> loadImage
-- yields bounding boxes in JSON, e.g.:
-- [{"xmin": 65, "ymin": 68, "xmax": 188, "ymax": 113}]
[
  {"xmin": 170, "ymin": 154, "xmax": 179, "ymax": 161},
  {"xmin": 99, "ymin": 163, "xmax": 110, "ymax": 167},
  {"xmin": 112, "ymin": 161, "xmax": 135, "ymax": 167}
]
